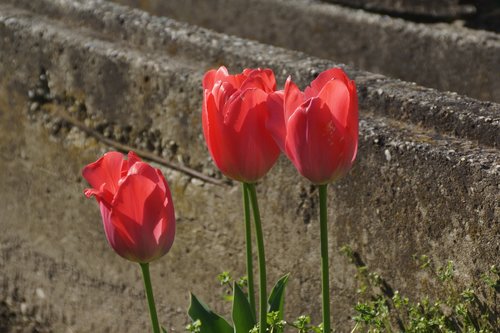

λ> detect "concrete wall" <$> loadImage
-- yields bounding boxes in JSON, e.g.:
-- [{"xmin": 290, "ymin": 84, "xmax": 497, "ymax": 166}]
[
  {"xmin": 323, "ymin": 0, "xmax": 475, "ymax": 18},
  {"xmin": 113, "ymin": 0, "xmax": 500, "ymax": 103},
  {"xmin": 0, "ymin": 0, "xmax": 498, "ymax": 332}
]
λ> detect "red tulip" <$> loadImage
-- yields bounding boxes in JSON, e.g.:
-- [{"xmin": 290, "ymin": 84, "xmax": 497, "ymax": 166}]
[
  {"xmin": 202, "ymin": 66, "xmax": 280, "ymax": 183},
  {"xmin": 82, "ymin": 151, "xmax": 175, "ymax": 263},
  {"xmin": 267, "ymin": 68, "xmax": 358, "ymax": 184}
]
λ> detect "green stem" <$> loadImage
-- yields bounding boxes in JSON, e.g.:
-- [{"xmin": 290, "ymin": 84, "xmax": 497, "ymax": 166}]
[
  {"xmin": 242, "ymin": 182, "xmax": 256, "ymax": 315},
  {"xmin": 140, "ymin": 263, "xmax": 161, "ymax": 333},
  {"xmin": 319, "ymin": 184, "xmax": 331, "ymax": 333},
  {"xmin": 245, "ymin": 183, "xmax": 267, "ymax": 333}
]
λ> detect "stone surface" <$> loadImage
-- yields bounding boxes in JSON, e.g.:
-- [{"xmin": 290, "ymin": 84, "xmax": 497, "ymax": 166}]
[
  {"xmin": 0, "ymin": 0, "xmax": 498, "ymax": 332},
  {"xmin": 112, "ymin": 0, "xmax": 500, "ymax": 103},
  {"xmin": 323, "ymin": 0, "xmax": 476, "ymax": 19}
]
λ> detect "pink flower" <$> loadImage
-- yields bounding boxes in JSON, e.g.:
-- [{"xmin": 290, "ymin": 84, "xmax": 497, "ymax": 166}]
[
  {"xmin": 267, "ymin": 68, "xmax": 358, "ymax": 184},
  {"xmin": 82, "ymin": 151, "xmax": 175, "ymax": 263},
  {"xmin": 202, "ymin": 66, "xmax": 280, "ymax": 183}
]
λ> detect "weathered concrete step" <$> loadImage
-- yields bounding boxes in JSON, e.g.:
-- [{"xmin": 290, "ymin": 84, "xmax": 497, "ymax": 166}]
[
  {"xmin": 0, "ymin": 1, "xmax": 498, "ymax": 332},
  {"xmin": 110, "ymin": 0, "xmax": 500, "ymax": 103},
  {"xmin": 324, "ymin": 0, "xmax": 476, "ymax": 19},
  {"xmin": 0, "ymin": 4, "xmax": 199, "ymax": 70},
  {"xmin": 5, "ymin": 0, "xmax": 497, "ymax": 181},
  {"xmin": 3, "ymin": 2, "xmax": 498, "ymax": 164},
  {"xmin": 0, "ymin": 0, "xmax": 498, "ymax": 250},
  {"xmin": 3, "ymin": 0, "xmax": 499, "ymax": 149}
]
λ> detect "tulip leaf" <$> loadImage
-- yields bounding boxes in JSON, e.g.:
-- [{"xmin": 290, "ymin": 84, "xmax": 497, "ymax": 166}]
[
  {"xmin": 188, "ymin": 293, "xmax": 233, "ymax": 333},
  {"xmin": 268, "ymin": 274, "xmax": 290, "ymax": 325},
  {"xmin": 232, "ymin": 282, "xmax": 256, "ymax": 333}
]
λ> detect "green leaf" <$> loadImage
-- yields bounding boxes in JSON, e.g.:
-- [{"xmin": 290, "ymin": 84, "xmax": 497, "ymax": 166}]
[
  {"xmin": 268, "ymin": 274, "xmax": 289, "ymax": 314},
  {"xmin": 188, "ymin": 293, "xmax": 233, "ymax": 333},
  {"xmin": 232, "ymin": 282, "xmax": 256, "ymax": 333},
  {"xmin": 267, "ymin": 274, "xmax": 289, "ymax": 333},
  {"xmin": 161, "ymin": 326, "xmax": 168, "ymax": 333}
]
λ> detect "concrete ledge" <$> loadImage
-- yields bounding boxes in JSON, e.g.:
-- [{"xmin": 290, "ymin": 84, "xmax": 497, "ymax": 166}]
[
  {"xmin": 323, "ymin": 0, "xmax": 476, "ymax": 19},
  {"xmin": 111, "ymin": 0, "xmax": 500, "ymax": 103},
  {"xmin": 5, "ymin": 0, "xmax": 500, "ymax": 148},
  {"xmin": 0, "ymin": 1, "xmax": 499, "ymax": 332}
]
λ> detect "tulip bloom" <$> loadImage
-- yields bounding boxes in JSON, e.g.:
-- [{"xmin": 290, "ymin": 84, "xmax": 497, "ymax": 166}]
[
  {"xmin": 202, "ymin": 66, "xmax": 280, "ymax": 183},
  {"xmin": 82, "ymin": 151, "xmax": 175, "ymax": 263},
  {"xmin": 202, "ymin": 66, "xmax": 280, "ymax": 333},
  {"xmin": 267, "ymin": 68, "xmax": 358, "ymax": 184}
]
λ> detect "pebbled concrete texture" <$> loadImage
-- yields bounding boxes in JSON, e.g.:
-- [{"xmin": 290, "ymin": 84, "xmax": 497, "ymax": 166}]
[
  {"xmin": 0, "ymin": 0, "xmax": 498, "ymax": 332},
  {"xmin": 112, "ymin": 0, "xmax": 500, "ymax": 103},
  {"xmin": 323, "ymin": 0, "xmax": 476, "ymax": 18},
  {"xmin": 5, "ymin": 0, "xmax": 500, "ymax": 148}
]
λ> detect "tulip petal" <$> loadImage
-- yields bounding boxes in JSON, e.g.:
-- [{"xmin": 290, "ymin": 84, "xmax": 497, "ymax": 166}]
[
  {"xmin": 241, "ymin": 68, "xmax": 276, "ymax": 93},
  {"xmin": 233, "ymin": 74, "xmax": 248, "ymax": 89},
  {"xmin": 284, "ymin": 77, "xmax": 305, "ymax": 124},
  {"xmin": 204, "ymin": 66, "xmax": 248, "ymax": 91},
  {"xmin": 127, "ymin": 151, "xmax": 142, "ymax": 167},
  {"xmin": 84, "ymin": 188, "xmax": 101, "ymax": 199},
  {"xmin": 156, "ymin": 168, "xmax": 173, "ymax": 201},
  {"xmin": 266, "ymin": 90, "xmax": 286, "ymax": 152},
  {"xmin": 232, "ymin": 89, "xmax": 280, "ymax": 181},
  {"xmin": 158, "ymin": 173, "xmax": 176, "ymax": 251},
  {"xmin": 140, "ymin": 182, "xmax": 172, "ymax": 245},
  {"xmin": 202, "ymin": 90, "xmax": 212, "ymax": 147},
  {"xmin": 153, "ymin": 218, "xmax": 166, "ymax": 245},
  {"xmin": 317, "ymin": 79, "xmax": 350, "ymax": 128},
  {"xmin": 203, "ymin": 69, "xmax": 217, "ymax": 90},
  {"xmin": 346, "ymin": 80, "xmax": 359, "ymax": 163},
  {"xmin": 112, "ymin": 174, "xmax": 157, "ymax": 226},
  {"xmin": 242, "ymin": 68, "xmax": 254, "ymax": 76},
  {"xmin": 286, "ymin": 98, "xmax": 348, "ymax": 184},
  {"xmin": 224, "ymin": 88, "xmax": 267, "ymax": 132},
  {"xmin": 99, "ymin": 200, "xmax": 129, "ymax": 249},
  {"xmin": 128, "ymin": 162, "xmax": 160, "ymax": 182},
  {"xmin": 259, "ymin": 68, "xmax": 277, "ymax": 91},
  {"xmin": 218, "ymin": 66, "xmax": 248, "ymax": 89},
  {"xmin": 212, "ymin": 81, "xmax": 237, "ymax": 111},
  {"xmin": 127, "ymin": 161, "xmax": 169, "ymax": 196},
  {"xmin": 96, "ymin": 199, "xmax": 144, "ymax": 263},
  {"xmin": 203, "ymin": 91, "xmax": 239, "ymax": 178},
  {"xmin": 82, "ymin": 151, "xmax": 124, "ymax": 195},
  {"xmin": 215, "ymin": 88, "xmax": 280, "ymax": 181},
  {"xmin": 119, "ymin": 151, "xmax": 142, "ymax": 180},
  {"xmin": 304, "ymin": 68, "xmax": 350, "ymax": 99},
  {"xmin": 111, "ymin": 174, "xmax": 172, "ymax": 262},
  {"xmin": 214, "ymin": 66, "xmax": 229, "ymax": 83},
  {"xmin": 83, "ymin": 185, "xmax": 108, "ymax": 202},
  {"xmin": 319, "ymin": 78, "xmax": 358, "ymax": 165}
]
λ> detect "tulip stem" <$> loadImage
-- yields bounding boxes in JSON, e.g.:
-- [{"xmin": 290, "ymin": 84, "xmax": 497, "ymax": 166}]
[
  {"xmin": 242, "ymin": 183, "xmax": 256, "ymax": 315},
  {"xmin": 319, "ymin": 184, "xmax": 331, "ymax": 333},
  {"xmin": 140, "ymin": 263, "xmax": 161, "ymax": 333},
  {"xmin": 245, "ymin": 183, "xmax": 267, "ymax": 333}
]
